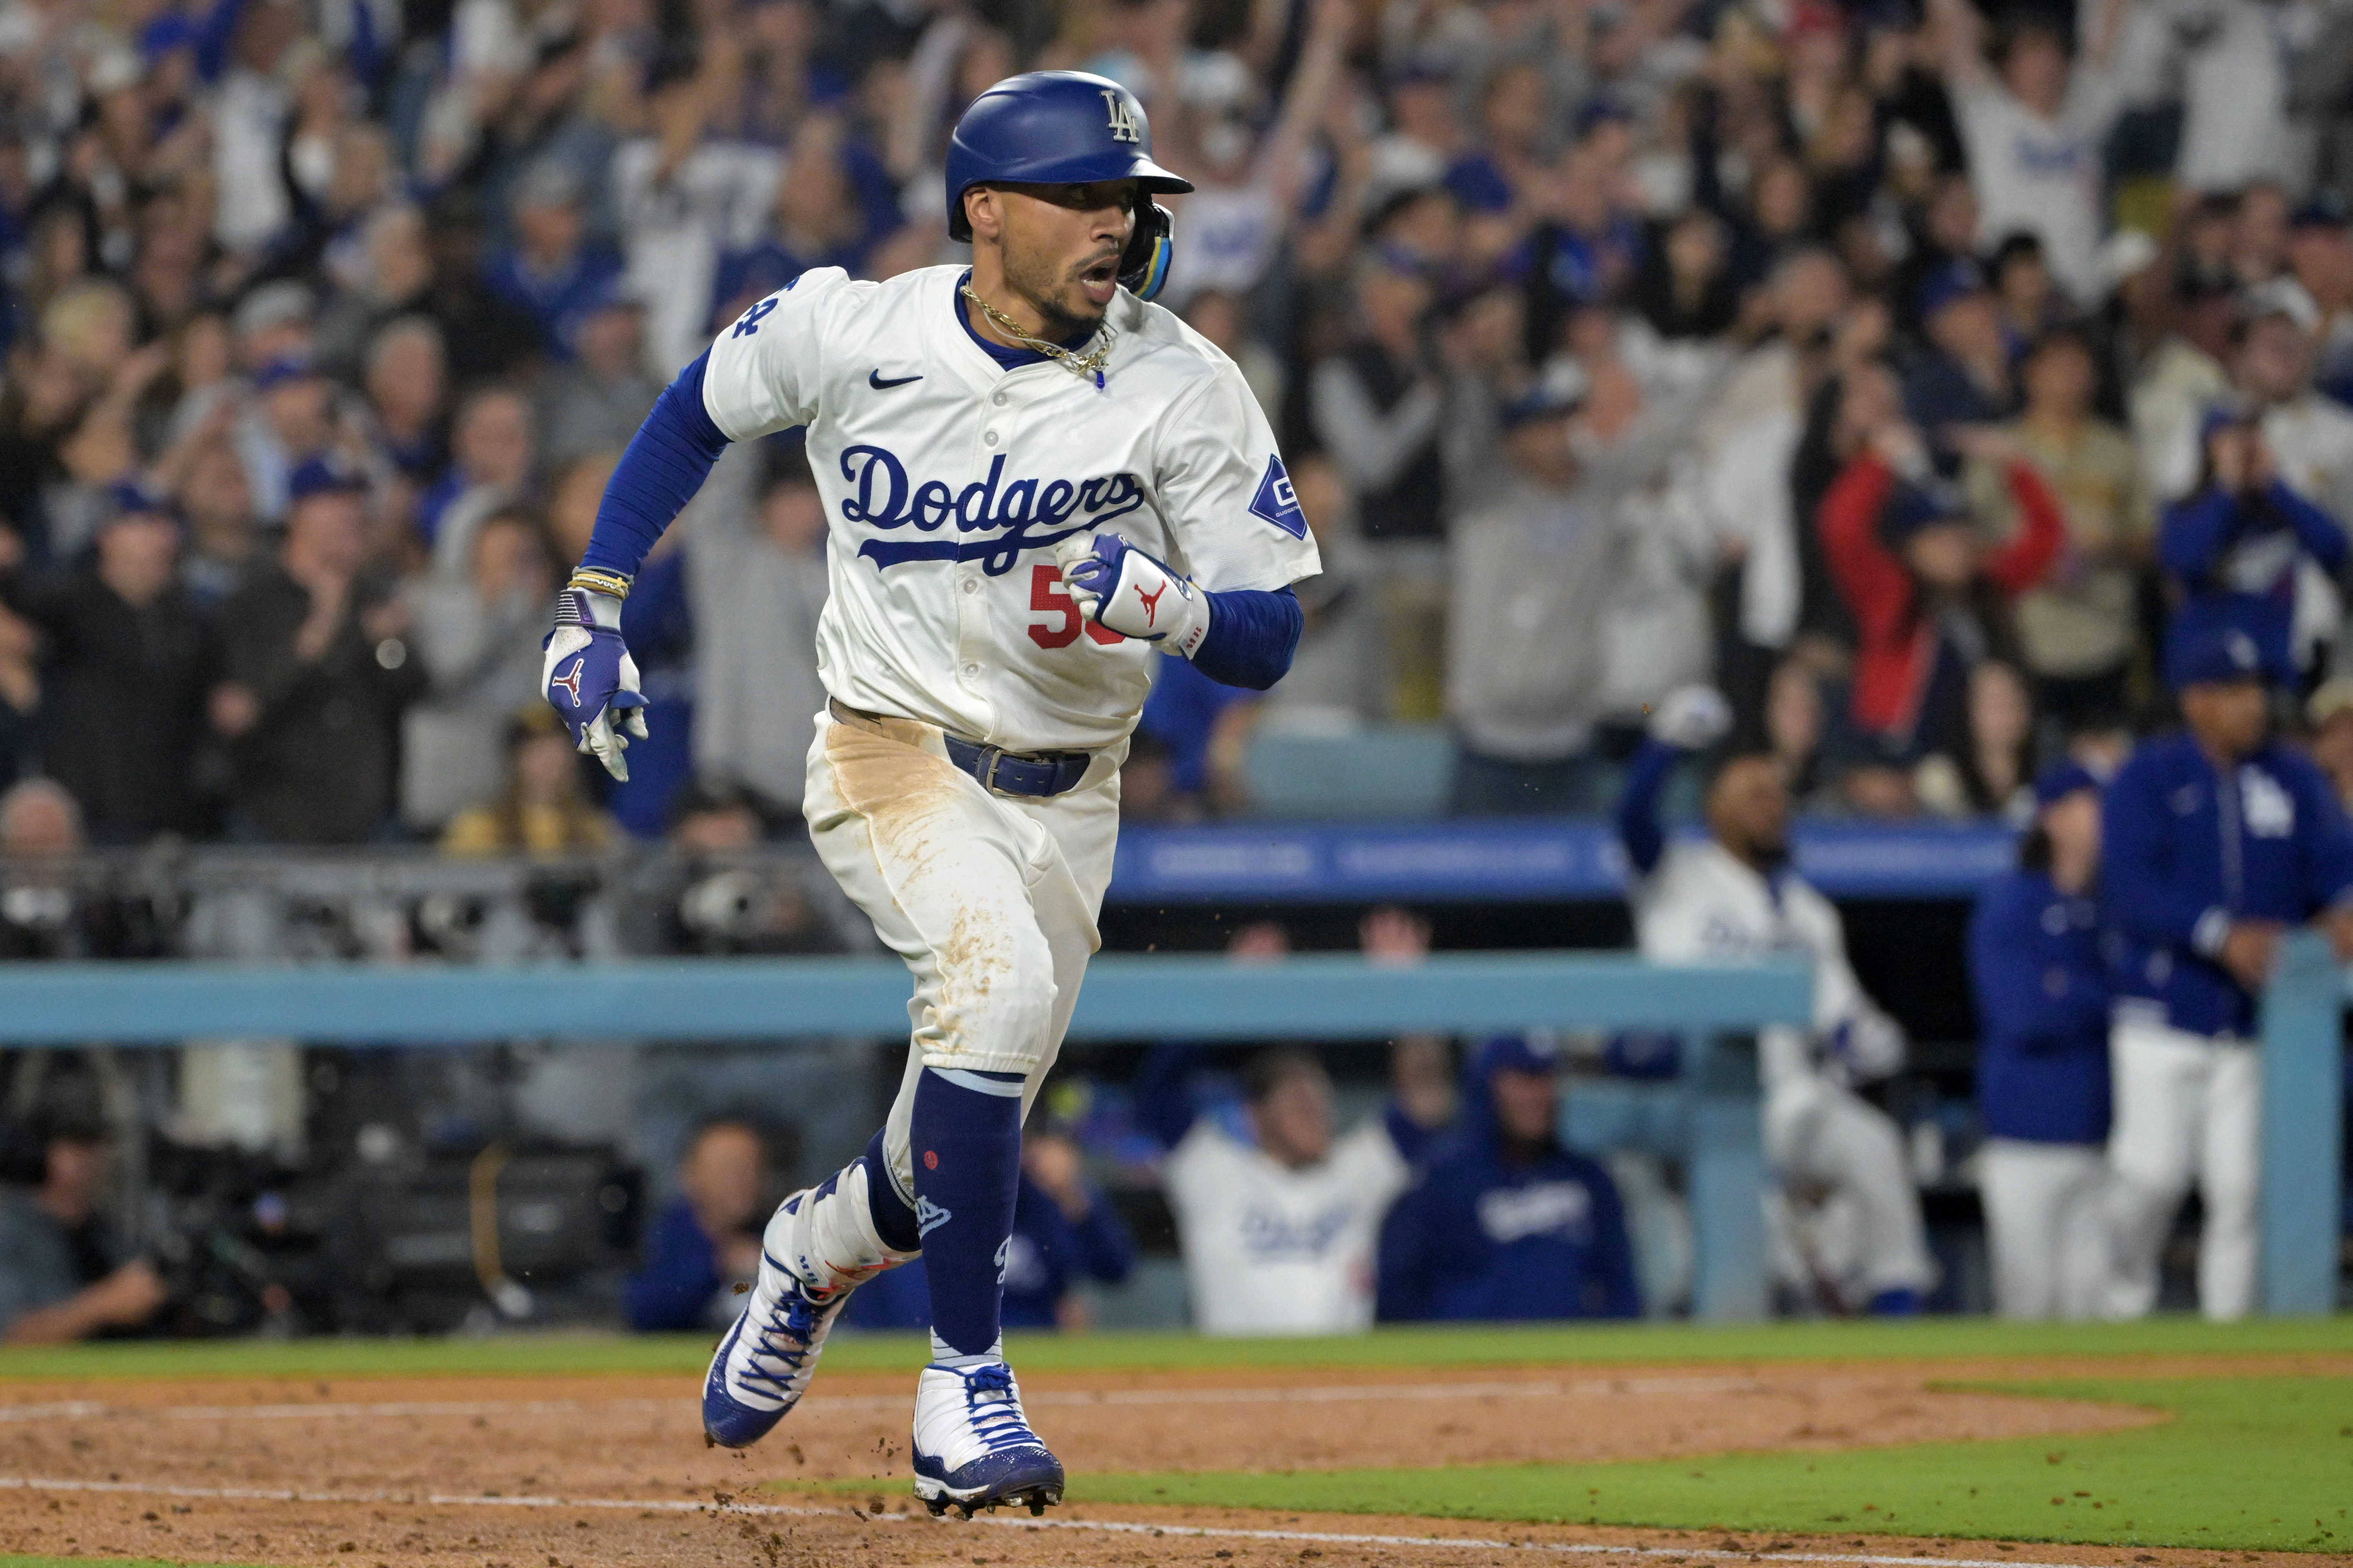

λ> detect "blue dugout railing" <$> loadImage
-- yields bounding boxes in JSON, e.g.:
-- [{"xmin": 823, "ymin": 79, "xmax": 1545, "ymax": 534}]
[
  {"xmin": 0, "ymin": 954, "xmax": 1807, "ymax": 1044},
  {"xmin": 1, "ymin": 951, "xmax": 2340, "ymax": 1317},
  {"xmin": 0, "ymin": 954, "xmax": 1803, "ymax": 1322},
  {"xmin": 2258, "ymin": 934, "xmax": 2351, "ymax": 1315}
]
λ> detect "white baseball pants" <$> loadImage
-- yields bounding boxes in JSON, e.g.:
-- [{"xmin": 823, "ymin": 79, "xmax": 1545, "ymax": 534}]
[
  {"xmin": 1977, "ymin": 1138, "xmax": 2112, "ymax": 1320},
  {"xmin": 2103, "ymin": 1018, "xmax": 2260, "ymax": 1321},
  {"xmin": 1763, "ymin": 1075, "xmax": 1937, "ymax": 1304},
  {"xmin": 802, "ymin": 705, "xmax": 1121, "ymax": 1207}
]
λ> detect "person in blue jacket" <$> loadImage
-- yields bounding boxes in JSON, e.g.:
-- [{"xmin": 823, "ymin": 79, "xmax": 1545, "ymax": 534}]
[
  {"xmin": 1377, "ymin": 1034, "xmax": 1640, "ymax": 1322},
  {"xmin": 626, "ymin": 1119, "xmax": 769, "ymax": 1332},
  {"xmin": 2159, "ymin": 409, "xmax": 2348, "ymax": 690},
  {"xmin": 1968, "ymin": 759, "xmax": 2113, "ymax": 1320},
  {"xmin": 846, "ymin": 1127, "xmax": 1135, "ymax": 1332},
  {"xmin": 2103, "ymin": 625, "xmax": 2353, "ymax": 1319}
]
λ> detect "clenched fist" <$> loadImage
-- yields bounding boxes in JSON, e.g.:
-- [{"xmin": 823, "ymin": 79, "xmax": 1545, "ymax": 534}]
[{"xmin": 1054, "ymin": 532, "xmax": 1211, "ymax": 658}]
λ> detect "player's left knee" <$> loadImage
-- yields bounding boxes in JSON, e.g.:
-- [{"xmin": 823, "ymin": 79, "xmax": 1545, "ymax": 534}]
[{"xmin": 922, "ymin": 908, "xmax": 1058, "ymax": 1073}]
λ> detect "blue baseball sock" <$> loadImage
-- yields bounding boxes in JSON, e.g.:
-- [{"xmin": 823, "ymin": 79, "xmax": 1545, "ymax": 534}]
[
  {"xmin": 861, "ymin": 1128, "xmax": 921, "ymax": 1255},
  {"xmin": 911, "ymin": 1066, "xmax": 1024, "ymax": 1362}
]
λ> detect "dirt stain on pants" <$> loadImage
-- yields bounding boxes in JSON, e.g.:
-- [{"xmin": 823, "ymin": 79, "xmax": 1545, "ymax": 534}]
[{"xmin": 804, "ymin": 706, "xmax": 1119, "ymax": 1203}]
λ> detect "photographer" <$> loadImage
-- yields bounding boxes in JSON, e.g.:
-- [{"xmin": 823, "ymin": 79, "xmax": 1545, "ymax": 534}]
[
  {"xmin": 641, "ymin": 784, "xmax": 838, "ymax": 957},
  {"xmin": 0, "ymin": 1107, "xmax": 165, "ymax": 1343}
]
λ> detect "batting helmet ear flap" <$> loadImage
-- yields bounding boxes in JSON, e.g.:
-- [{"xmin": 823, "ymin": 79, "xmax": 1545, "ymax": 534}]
[{"xmin": 1119, "ymin": 201, "xmax": 1174, "ymax": 302}]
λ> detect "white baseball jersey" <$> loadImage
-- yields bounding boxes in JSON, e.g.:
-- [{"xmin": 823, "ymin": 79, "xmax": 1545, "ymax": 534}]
[
  {"xmin": 1631, "ymin": 842, "xmax": 1901, "ymax": 1092},
  {"xmin": 700, "ymin": 264, "xmax": 1322, "ymax": 753},
  {"xmin": 1636, "ymin": 841, "xmax": 1933, "ymax": 1304},
  {"xmin": 1162, "ymin": 1120, "xmax": 1408, "ymax": 1336}
]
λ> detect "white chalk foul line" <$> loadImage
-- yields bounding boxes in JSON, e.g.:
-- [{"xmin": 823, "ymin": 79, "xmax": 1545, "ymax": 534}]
[
  {"xmin": 0, "ymin": 1403, "xmax": 105, "ymax": 1423},
  {"xmin": 0, "ymin": 1473, "xmax": 2102, "ymax": 1568},
  {"xmin": 0, "ymin": 1377, "xmax": 1763, "ymax": 1425}
]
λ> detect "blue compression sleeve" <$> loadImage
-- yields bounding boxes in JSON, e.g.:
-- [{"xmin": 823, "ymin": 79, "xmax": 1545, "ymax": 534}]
[
  {"xmin": 579, "ymin": 352, "xmax": 732, "ymax": 576},
  {"xmin": 1190, "ymin": 584, "xmax": 1302, "ymax": 690},
  {"xmin": 1616, "ymin": 737, "xmax": 1681, "ymax": 878}
]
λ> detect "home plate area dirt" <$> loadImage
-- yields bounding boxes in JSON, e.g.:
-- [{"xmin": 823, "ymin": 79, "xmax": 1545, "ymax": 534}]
[{"xmin": 0, "ymin": 1358, "xmax": 2326, "ymax": 1568}]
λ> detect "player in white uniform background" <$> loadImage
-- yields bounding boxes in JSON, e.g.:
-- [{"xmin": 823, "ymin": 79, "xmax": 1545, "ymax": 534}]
[
  {"xmin": 1618, "ymin": 689, "xmax": 1937, "ymax": 1313},
  {"xmin": 1162, "ymin": 1048, "xmax": 1412, "ymax": 1336},
  {"xmin": 538, "ymin": 71, "xmax": 1320, "ymax": 1516}
]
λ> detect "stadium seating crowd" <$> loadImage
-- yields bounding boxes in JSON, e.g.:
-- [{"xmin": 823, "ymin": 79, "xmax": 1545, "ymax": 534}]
[
  {"xmin": 3, "ymin": 0, "xmax": 2353, "ymax": 836},
  {"xmin": 3, "ymin": 0, "xmax": 2353, "ymax": 1339}
]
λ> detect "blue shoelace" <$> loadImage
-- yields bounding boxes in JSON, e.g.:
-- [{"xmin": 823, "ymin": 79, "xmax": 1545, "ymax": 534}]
[
  {"xmin": 736, "ymin": 1280, "xmax": 832, "ymax": 1400},
  {"xmin": 961, "ymin": 1364, "xmax": 1041, "ymax": 1454}
]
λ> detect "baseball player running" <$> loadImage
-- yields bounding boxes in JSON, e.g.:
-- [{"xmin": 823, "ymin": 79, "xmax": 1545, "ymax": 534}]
[{"xmin": 540, "ymin": 72, "xmax": 1319, "ymax": 1515}]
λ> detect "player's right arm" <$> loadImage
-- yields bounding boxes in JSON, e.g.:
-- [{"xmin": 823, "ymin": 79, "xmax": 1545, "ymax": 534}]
[
  {"xmin": 1615, "ymin": 686, "xmax": 1731, "ymax": 879},
  {"xmin": 542, "ymin": 268, "xmax": 849, "ymax": 777}
]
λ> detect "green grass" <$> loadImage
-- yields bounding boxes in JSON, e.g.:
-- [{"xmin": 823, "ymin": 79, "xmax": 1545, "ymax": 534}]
[
  {"xmin": 2, "ymin": 1315, "xmax": 2346, "ymax": 1383},
  {"xmin": 1069, "ymin": 1375, "xmax": 2353, "ymax": 1553}
]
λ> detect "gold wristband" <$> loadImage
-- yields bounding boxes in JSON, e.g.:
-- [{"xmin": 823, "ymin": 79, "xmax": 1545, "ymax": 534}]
[{"xmin": 567, "ymin": 568, "xmax": 633, "ymax": 600}]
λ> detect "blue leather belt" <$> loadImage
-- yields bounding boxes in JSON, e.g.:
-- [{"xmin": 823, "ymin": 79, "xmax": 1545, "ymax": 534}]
[
  {"xmin": 942, "ymin": 734, "xmax": 1093, "ymax": 798},
  {"xmin": 831, "ymin": 698, "xmax": 1094, "ymax": 798}
]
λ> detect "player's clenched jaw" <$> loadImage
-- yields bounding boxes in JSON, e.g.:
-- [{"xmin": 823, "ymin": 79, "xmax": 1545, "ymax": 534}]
[{"xmin": 963, "ymin": 180, "xmax": 1138, "ymax": 345}]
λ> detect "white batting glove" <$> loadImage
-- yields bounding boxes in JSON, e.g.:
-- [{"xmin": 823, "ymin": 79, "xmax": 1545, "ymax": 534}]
[
  {"xmin": 1054, "ymin": 532, "xmax": 1212, "ymax": 658},
  {"xmin": 542, "ymin": 585, "xmax": 649, "ymax": 781},
  {"xmin": 1648, "ymin": 684, "xmax": 1733, "ymax": 751}
]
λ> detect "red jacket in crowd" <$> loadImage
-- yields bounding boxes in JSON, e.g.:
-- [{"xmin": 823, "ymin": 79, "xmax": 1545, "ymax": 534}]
[{"xmin": 1818, "ymin": 450, "xmax": 2067, "ymax": 739}]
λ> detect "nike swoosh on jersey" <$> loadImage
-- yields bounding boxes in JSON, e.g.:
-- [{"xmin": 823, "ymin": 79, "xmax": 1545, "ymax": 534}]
[{"xmin": 868, "ymin": 369, "xmax": 923, "ymax": 389}]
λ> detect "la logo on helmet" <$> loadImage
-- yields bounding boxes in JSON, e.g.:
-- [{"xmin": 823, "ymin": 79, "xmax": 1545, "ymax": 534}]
[{"xmin": 1101, "ymin": 90, "xmax": 1141, "ymax": 143}]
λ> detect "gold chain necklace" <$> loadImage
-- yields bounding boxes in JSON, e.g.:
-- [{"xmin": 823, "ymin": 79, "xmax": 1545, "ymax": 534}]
[{"xmin": 960, "ymin": 284, "xmax": 1114, "ymax": 385}]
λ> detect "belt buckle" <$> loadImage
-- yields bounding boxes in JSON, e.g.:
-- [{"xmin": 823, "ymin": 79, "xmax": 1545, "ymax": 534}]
[{"xmin": 975, "ymin": 746, "xmax": 1010, "ymax": 796}]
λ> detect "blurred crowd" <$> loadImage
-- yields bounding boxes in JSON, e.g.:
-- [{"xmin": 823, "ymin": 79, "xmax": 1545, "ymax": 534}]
[
  {"xmin": 3, "ymin": 0, "xmax": 2353, "ymax": 837},
  {"xmin": 9, "ymin": 0, "xmax": 2353, "ymax": 1343}
]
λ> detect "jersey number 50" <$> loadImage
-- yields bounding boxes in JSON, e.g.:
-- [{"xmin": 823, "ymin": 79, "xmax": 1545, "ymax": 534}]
[{"xmin": 1027, "ymin": 565, "xmax": 1124, "ymax": 649}]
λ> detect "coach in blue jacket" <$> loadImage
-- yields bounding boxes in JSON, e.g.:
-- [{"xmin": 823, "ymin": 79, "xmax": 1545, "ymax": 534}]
[
  {"xmin": 1377, "ymin": 1034, "xmax": 1639, "ymax": 1322},
  {"xmin": 1969, "ymin": 760, "xmax": 2112, "ymax": 1320},
  {"xmin": 2103, "ymin": 625, "xmax": 2353, "ymax": 1319}
]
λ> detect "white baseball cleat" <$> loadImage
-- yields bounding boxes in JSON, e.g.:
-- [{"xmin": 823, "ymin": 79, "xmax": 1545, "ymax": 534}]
[
  {"xmin": 910, "ymin": 1359, "xmax": 1064, "ymax": 1517},
  {"xmin": 700, "ymin": 1256, "xmax": 848, "ymax": 1447},
  {"xmin": 702, "ymin": 1164, "xmax": 910, "ymax": 1448}
]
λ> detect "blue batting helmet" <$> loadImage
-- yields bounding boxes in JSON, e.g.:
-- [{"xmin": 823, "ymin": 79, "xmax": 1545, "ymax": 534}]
[{"xmin": 944, "ymin": 71, "xmax": 1193, "ymax": 243}]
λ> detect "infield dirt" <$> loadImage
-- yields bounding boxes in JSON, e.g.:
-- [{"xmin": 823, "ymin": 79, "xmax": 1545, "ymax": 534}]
[{"xmin": 0, "ymin": 1355, "xmax": 2346, "ymax": 1568}]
